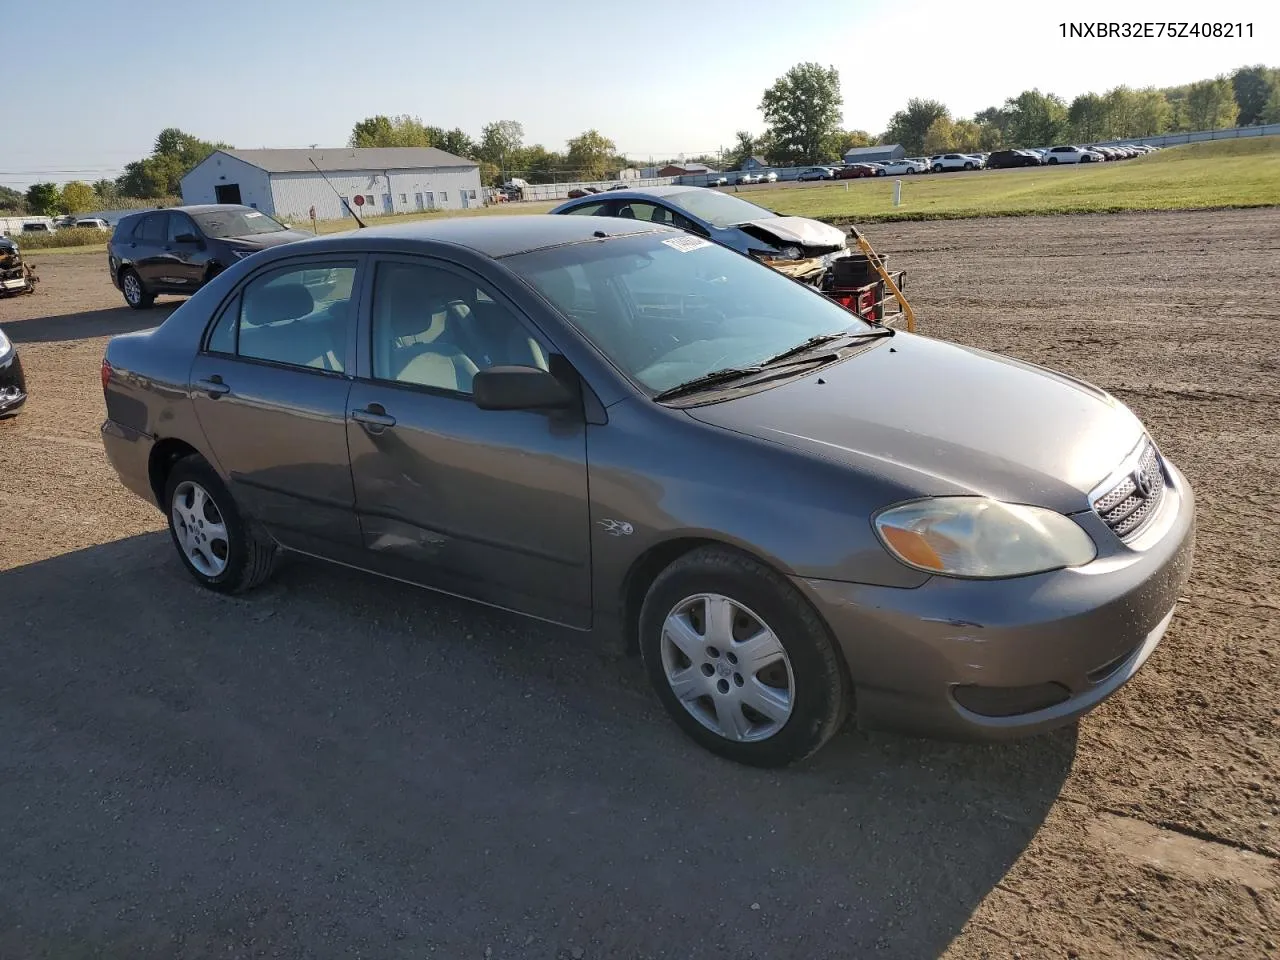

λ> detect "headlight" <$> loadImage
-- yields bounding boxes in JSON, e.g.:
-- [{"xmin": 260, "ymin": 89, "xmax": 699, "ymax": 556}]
[
  {"xmin": 0, "ymin": 328, "xmax": 11, "ymax": 361},
  {"xmin": 873, "ymin": 497, "xmax": 1096, "ymax": 579}
]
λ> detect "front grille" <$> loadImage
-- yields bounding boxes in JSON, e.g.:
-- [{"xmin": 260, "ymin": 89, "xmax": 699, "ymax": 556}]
[{"xmin": 1094, "ymin": 441, "xmax": 1165, "ymax": 540}]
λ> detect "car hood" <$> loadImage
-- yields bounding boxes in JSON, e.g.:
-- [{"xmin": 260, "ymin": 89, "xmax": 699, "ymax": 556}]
[
  {"xmin": 684, "ymin": 333, "xmax": 1145, "ymax": 513},
  {"xmin": 223, "ymin": 228, "xmax": 314, "ymax": 249},
  {"xmin": 736, "ymin": 216, "xmax": 848, "ymax": 250}
]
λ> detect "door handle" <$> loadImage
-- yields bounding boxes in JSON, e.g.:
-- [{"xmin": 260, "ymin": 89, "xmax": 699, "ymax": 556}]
[
  {"xmin": 196, "ymin": 377, "xmax": 230, "ymax": 398},
  {"xmin": 351, "ymin": 405, "xmax": 396, "ymax": 431}
]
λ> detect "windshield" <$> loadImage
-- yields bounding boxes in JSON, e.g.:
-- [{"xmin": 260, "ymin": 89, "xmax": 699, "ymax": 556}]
[
  {"xmin": 192, "ymin": 209, "xmax": 288, "ymax": 239},
  {"xmin": 662, "ymin": 190, "xmax": 779, "ymax": 229},
  {"xmin": 506, "ymin": 232, "xmax": 874, "ymax": 395}
]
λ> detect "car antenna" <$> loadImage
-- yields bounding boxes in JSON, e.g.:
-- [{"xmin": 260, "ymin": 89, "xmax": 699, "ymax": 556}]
[{"xmin": 309, "ymin": 156, "xmax": 367, "ymax": 228}]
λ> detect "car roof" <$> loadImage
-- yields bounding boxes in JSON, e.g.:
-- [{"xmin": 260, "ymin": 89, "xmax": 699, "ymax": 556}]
[
  {"xmin": 119, "ymin": 203, "xmax": 256, "ymax": 222},
  {"xmin": 564, "ymin": 185, "xmax": 707, "ymax": 203},
  {"xmin": 311, "ymin": 214, "xmax": 671, "ymax": 259}
]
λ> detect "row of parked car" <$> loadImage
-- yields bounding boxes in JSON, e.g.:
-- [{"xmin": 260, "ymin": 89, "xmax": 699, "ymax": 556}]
[{"xmin": 709, "ymin": 142, "xmax": 1163, "ymax": 185}]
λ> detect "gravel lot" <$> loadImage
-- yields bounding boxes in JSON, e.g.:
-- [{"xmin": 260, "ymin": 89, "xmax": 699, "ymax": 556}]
[{"xmin": 1, "ymin": 209, "xmax": 1277, "ymax": 959}]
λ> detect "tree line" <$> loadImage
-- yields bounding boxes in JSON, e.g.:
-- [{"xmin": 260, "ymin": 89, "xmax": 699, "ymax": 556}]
[{"xmin": 6, "ymin": 62, "xmax": 1276, "ymax": 216}]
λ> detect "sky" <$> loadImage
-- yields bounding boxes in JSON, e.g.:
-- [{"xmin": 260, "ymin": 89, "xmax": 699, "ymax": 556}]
[{"xmin": 4, "ymin": 0, "xmax": 1274, "ymax": 190}]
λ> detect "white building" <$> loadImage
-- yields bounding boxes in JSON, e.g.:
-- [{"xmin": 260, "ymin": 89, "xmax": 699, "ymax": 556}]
[{"xmin": 180, "ymin": 147, "xmax": 484, "ymax": 221}]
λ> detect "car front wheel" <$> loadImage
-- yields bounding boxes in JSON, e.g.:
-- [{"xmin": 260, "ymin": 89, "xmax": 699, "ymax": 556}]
[
  {"xmin": 639, "ymin": 546, "xmax": 851, "ymax": 767},
  {"xmin": 120, "ymin": 268, "xmax": 155, "ymax": 310},
  {"xmin": 164, "ymin": 455, "xmax": 278, "ymax": 594}
]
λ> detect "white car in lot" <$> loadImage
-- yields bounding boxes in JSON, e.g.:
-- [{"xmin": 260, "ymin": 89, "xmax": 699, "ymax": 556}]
[
  {"xmin": 762, "ymin": 171, "xmax": 778, "ymax": 183},
  {"xmin": 1044, "ymin": 145, "xmax": 1105, "ymax": 164},
  {"xmin": 736, "ymin": 172, "xmax": 762, "ymax": 184},
  {"xmin": 875, "ymin": 158, "xmax": 929, "ymax": 176},
  {"xmin": 930, "ymin": 153, "xmax": 984, "ymax": 172}
]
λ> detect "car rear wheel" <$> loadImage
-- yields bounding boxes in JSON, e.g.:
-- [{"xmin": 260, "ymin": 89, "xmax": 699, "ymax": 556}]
[
  {"xmin": 164, "ymin": 455, "xmax": 277, "ymax": 594},
  {"xmin": 639, "ymin": 546, "xmax": 850, "ymax": 767},
  {"xmin": 120, "ymin": 269, "xmax": 155, "ymax": 310},
  {"xmin": 1048, "ymin": 157, "xmax": 1059, "ymax": 164}
]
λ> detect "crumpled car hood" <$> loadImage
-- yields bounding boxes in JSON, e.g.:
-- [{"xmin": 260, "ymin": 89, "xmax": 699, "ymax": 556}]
[{"xmin": 739, "ymin": 216, "xmax": 848, "ymax": 249}]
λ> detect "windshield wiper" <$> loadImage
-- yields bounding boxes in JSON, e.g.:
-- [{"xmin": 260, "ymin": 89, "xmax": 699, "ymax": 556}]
[
  {"xmin": 651, "ymin": 366, "xmax": 764, "ymax": 401},
  {"xmin": 760, "ymin": 327, "xmax": 894, "ymax": 367}
]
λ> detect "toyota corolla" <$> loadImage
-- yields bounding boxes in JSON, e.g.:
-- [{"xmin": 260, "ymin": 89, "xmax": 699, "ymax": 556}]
[{"xmin": 99, "ymin": 215, "xmax": 1195, "ymax": 767}]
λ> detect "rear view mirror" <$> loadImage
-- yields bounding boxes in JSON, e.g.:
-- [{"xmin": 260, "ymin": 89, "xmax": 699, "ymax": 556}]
[{"xmin": 473, "ymin": 366, "xmax": 577, "ymax": 411}]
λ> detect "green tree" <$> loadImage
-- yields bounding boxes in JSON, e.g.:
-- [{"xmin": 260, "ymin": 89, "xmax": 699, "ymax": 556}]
[
  {"xmin": 825, "ymin": 129, "xmax": 871, "ymax": 160},
  {"xmin": 1185, "ymin": 76, "xmax": 1240, "ymax": 130},
  {"xmin": 25, "ymin": 183, "xmax": 61, "ymax": 216},
  {"xmin": 1003, "ymin": 89, "xmax": 1067, "ymax": 146},
  {"xmin": 348, "ymin": 114, "xmax": 438, "ymax": 147},
  {"xmin": 727, "ymin": 130, "xmax": 756, "ymax": 169},
  {"xmin": 1130, "ymin": 88, "xmax": 1172, "ymax": 136},
  {"xmin": 477, "ymin": 121, "xmax": 525, "ymax": 171},
  {"xmin": 92, "ymin": 179, "xmax": 118, "ymax": 202},
  {"xmin": 883, "ymin": 98, "xmax": 950, "ymax": 155},
  {"xmin": 758, "ymin": 62, "xmax": 844, "ymax": 164},
  {"xmin": 1103, "ymin": 86, "xmax": 1141, "ymax": 138},
  {"xmin": 60, "ymin": 181, "xmax": 97, "ymax": 214},
  {"xmin": 116, "ymin": 127, "xmax": 230, "ymax": 198},
  {"xmin": 1264, "ymin": 83, "xmax": 1280, "ymax": 123},
  {"xmin": 0, "ymin": 186, "xmax": 24, "ymax": 212},
  {"xmin": 565, "ymin": 129, "xmax": 616, "ymax": 180},
  {"xmin": 1068, "ymin": 93, "xmax": 1109, "ymax": 141},
  {"xmin": 922, "ymin": 116, "xmax": 956, "ymax": 154},
  {"xmin": 439, "ymin": 127, "xmax": 475, "ymax": 157},
  {"xmin": 951, "ymin": 120, "xmax": 984, "ymax": 152},
  {"xmin": 1232, "ymin": 65, "xmax": 1276, "ymax": 126},
  {"xmin": 974, "ymin": 106, "xmax": 1011, "ymax": 139},
  {"xmin": 977, "ymin": 122, "xmax": 1003, "ymax": 150}
]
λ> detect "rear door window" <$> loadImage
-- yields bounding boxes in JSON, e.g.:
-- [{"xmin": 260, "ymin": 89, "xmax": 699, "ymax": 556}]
[{"xmin": 136, "ymin": 214, "xmax": 167, "ymax": 243}]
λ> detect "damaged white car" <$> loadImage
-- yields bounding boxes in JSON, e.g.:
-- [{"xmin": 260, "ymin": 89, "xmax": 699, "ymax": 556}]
[
  {"xmin": 550, "ymin": 186, "xmax": 851, "ymax": 264},
  {"xmin": 549, "ymin": 185, "xmax": 909, "ymax": 327}
]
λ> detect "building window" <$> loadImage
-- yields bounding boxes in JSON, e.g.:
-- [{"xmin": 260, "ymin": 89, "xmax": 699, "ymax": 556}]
[
  {"xmin": 468, "ymin": 189, "xmax": 477, "ymax": 200},
  {"xmin": 441, "ymin": 192, "xmax": 448, "ymax": 203},
  {"xmin": 399, "ymin": 193, "xmax": 407, "ymax": 204},
  {"xmin": 340, "ymin": 196, "xmax": 349, "ymax": 214},
  {"xmin": 365, "ymin": 195, "xmax": 374, "ymax": 207}
]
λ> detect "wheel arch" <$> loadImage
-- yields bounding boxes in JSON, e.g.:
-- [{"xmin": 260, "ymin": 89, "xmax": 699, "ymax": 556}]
[
  {"xmin": 617, "ymin": 534, "xmax": 804, "ymax": 656},
  {"xmin": 148, "ymin": 437, "xmax": 204, "ymax": 505}
]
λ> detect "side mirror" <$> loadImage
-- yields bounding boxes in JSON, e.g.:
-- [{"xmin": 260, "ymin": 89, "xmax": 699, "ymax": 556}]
[{"xmin": 472, "ymin": 365, "xmax": 577, "ymax": 411}]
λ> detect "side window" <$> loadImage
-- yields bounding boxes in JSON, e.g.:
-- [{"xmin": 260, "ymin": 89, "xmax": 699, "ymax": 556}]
[
  {"xmin": 370, "ymin": 260, "xmax": 549, "ymax": 396},
  {"xmin": 167, "ymin": 213, "xmax": 197, "ymax": 243},
  {"xmin": 225, "ymin": 262, "xmax": 357, "ymax": 372},
  {"xmin": 564, "ymin": 200, "xmax": 609, "ymax": 216},
  {"xmin": 137, "ymin": 213, "xmax": 166, "ymax": 243}
]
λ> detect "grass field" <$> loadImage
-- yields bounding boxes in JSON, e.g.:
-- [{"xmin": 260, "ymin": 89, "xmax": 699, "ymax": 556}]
[
  {"xmin": 777, "ymin": 135, "xmax": 1280, "ymax": 222},
  {"xmin": 19, "ymin": 137, "xmax": 1279, "ymax": 257}
]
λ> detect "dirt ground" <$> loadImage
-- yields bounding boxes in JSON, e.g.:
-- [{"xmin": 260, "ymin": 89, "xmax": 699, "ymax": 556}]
[{"xmin": 0, "ymin": 209, "xmax": 1277, "ymax": 959}]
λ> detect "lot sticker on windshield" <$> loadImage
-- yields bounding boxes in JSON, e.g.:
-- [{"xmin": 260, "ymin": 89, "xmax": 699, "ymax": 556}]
[
  {"xmin": 244, "ymin": 211, "xmax": 263, "ymax": 218},
  {"xmin": 662, "ymin": 236, "xmax": 711, "ymax": 253}
]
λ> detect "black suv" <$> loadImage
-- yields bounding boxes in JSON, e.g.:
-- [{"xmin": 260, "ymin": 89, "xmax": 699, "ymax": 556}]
[
  {"xmin": 108, "ymin": 204, "xmax": 313, "ymax": 309},
  {"xmin": 985, "ymin": 149, "xmax": 1043, "ymax": 169}
]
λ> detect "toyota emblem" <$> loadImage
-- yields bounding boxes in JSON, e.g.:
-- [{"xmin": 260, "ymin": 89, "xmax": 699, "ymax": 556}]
[{"xmin": 1133, "ymin": 467, "xmax": 1153, "ymax": 498}]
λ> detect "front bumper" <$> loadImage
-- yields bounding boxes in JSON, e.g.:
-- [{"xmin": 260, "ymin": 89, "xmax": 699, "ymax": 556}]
[
  {"xmin": 794, "ymin": 460, "xmax": 1196, "ymax": 741},
  {"xmin": 0, "ymin": 349, "xmax": 27, "ymax": 414}
]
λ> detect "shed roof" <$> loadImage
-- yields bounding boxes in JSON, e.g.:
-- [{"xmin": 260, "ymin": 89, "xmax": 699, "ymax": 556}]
[{"xmin": 221, "ymin": 147, "xmax": 479, "ymax": 173}]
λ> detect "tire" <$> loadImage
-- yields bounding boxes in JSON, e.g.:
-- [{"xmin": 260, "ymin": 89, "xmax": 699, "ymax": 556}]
[
  {"xmin": 163, "ymin": 454, "xmax": 277, "ymax": 594},
  {"xmin": 639, "ymin": 546, "xmax": 851, "ymax": 768},
  {"xmin": 120, "ymin": 268, "xmax": 155, "ymax": 310},
  {"xmin": 1048, "ymin": 157, "xmax": 1059, "ymax": 164},
  {"xmin": 964, "ymin": 162, "xmax": 974, "ymax": 170},
  {"xmin": 905, "ymin": 168, "xmax": 916, "ymax": 174},
  {"xmin": 876, "ymin": 169, "xmax": 886, "ymax": 177}
]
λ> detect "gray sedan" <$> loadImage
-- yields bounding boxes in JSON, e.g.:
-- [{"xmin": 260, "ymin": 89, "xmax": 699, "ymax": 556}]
[
  {"xmin": 550, "ymin": 185, "xmax": 852, "ymax": 263},
  {"xmin": 100, "ymin": 215, "xmax": 1195, "ymax": 767}
]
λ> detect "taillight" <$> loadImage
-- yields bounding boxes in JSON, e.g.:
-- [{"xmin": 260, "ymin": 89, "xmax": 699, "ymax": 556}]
[{"xmin": 101, "ymin": 358, "xmax": 112, "ymax": 393}]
